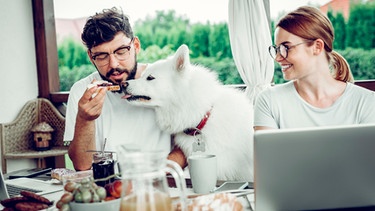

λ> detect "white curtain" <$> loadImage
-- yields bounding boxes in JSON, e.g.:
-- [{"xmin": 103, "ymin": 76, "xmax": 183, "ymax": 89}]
[{"xmin": 228, "ymin": 0, "xmax": 274, "ymax": 103}]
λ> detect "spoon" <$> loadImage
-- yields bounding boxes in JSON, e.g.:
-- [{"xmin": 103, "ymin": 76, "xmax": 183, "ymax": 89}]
[{"xmin": 102, "ymin": 138, "xmax": 107, "ymax": 156}]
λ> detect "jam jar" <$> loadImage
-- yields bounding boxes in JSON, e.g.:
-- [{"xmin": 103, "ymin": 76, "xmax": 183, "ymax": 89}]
[{"xmin": 92, "ymin": 152, "xmax": 115, "ymax": 187}]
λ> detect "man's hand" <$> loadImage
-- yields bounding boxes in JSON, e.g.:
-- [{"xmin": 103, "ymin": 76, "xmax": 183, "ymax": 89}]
[{"xmin": 77, "ymin": 84, "xmax": 108, "ymax": 121}]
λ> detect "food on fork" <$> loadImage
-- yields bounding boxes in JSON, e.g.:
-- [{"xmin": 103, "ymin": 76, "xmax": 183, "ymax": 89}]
[
  {"xmin": 87, "ymin": 80, "xmax": 121, "ymax": 99},
  {"xmin": 87, "ymin": 80, "xmax": 120, "ymax": 91}
]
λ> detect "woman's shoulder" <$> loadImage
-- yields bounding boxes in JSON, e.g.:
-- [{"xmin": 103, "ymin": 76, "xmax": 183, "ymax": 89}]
[
  {"xmin": 347, "ymin": 82, "xmax": 375, "ymax": 96},
  {"xmin": 256, "ymin": 81, "xmax": 295, "ymax": 104},
  {"xmin": 344, "ymin": 82, "xmax": 375, "ymax": 105}
]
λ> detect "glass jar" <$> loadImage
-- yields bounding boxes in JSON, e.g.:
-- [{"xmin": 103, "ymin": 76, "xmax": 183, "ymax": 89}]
[{"xmin": 92, "ymin": 152, "xmax": 115, "ymax": 187}]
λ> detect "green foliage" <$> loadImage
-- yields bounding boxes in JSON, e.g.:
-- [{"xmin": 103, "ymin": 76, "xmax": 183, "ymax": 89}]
[
  {"xmin": 346, "ymin": 1, "xmax": 375, "ymax": 49},
  {"xmin": 58, "ymin": 37, "xmax": 90, "ymax": 69},
  {"xmin": 328, "ymin": 11, "xmax": 346, "ymax": 50},
  {"xmin": 137, "ymin": 45, "xmax": 175, "ymax": 63},
  {"xmin": 59, "ymin": 64, "xmax": 96, "ymax": 91},
  {"xmin": 189, "ymin": 23, "xmax": 211, "ymax": 57},
  {"xmin": 191, "ymin": 57, "xmax": 243, "ymax": 84},
  {"xmin": 272, "ymin": 63, "xmax": 286, "ymax": 84},
  {"xmin": 209, "ymin": 23, "xmax": 232, "ymax": 59},
  {"xmin": 338, "ymin": 48, "xmax": 375, "ymax": 80},
  {"xmin": 133, "ymin": 10, "xmax": 191, "ymax": 50}
]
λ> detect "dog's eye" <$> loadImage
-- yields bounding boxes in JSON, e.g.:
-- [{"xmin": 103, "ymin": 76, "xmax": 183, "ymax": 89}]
[{"xmin": 147, "ymin": 75, "xmax": 155, "ymax": 81}]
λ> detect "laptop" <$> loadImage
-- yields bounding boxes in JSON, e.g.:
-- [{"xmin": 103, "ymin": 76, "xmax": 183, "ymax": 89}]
[
  {"xmin": 254, "ymin": 124, "xmax": 375, "ymax": 211},
  {"xmin": 0, "ymin": 169, "xmax": 63, "ymax": 201}
]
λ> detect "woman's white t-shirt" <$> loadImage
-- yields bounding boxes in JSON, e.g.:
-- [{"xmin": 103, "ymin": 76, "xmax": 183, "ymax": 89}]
[{"xmin": 254, "ymin": 81, "xmax": 375, "ymax": 129}]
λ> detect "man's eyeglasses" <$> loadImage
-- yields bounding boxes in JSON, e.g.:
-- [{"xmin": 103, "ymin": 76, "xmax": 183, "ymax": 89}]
[
  {"xmin": 91, "ymin": 38, "xmax": 134, "ymax": 67},
  {"xmin": 268, "ymin": 40, "xmax": 314, "ymax": 60}
]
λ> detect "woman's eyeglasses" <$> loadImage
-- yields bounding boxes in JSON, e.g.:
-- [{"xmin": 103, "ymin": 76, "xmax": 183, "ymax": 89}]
[{"xmin": 268, "ymin": 40, "xmax": 314, "ymax": 60}]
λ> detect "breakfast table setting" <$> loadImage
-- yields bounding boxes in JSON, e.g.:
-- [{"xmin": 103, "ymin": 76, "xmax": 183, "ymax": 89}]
[{"xmin": 1, "ymin": 147, "xmax": 255, "ymax": 211}]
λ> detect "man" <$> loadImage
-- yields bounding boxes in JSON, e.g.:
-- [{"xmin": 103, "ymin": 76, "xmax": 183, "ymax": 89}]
[{"xmin": 64, "ymin": 7, "xmax": 186, "ymax": 171}]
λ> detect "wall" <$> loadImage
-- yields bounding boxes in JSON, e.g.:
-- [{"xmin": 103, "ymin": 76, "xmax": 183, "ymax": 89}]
[{"xmin": 0, "ymin": 0, "xmax": 39, "ymax": 172}]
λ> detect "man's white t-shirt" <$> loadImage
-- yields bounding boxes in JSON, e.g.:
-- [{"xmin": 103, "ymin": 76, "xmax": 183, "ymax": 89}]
[
  {"xmin": 254, "ymin": 81, "xmax": 375, "ymax": 129},
  {"xmin": 64, "ymin": 72, "xmax": 171, "ymax": 154}
]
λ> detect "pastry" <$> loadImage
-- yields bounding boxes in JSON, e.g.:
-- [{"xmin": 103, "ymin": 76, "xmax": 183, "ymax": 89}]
[
  {"xmin": 176, "ymin": 193, "xmax": 243, "ymax": 211},
  {"xmin": 51, "ymin": 168, "xmax": 75, "ymax": 181}
]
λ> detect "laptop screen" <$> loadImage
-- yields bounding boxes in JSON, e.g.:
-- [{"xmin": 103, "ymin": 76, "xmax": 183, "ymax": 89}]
[{"xmin": 254, "ymin": 124, "xmax": 375, "ymax": 210}]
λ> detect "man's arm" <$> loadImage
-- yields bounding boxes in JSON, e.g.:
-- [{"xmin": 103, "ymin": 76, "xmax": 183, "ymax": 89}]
[
  {"xmin": 168, "ymin": 146, "xmax": 187, "ymax": 169},
  {"xmin": 68, "ymin": 116, "xmax": 96, "ymax": 171},
  {"xmin": 68, "ymin": 86, "xmax": 107, "ymax": 171}
]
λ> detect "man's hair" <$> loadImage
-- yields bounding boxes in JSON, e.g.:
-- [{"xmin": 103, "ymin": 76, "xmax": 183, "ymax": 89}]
[{"xmin": 81, "ymin": 7, "xmax": 134, "ymax": 49}]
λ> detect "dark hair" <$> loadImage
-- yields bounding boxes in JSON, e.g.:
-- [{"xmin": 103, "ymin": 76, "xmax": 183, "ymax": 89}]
[
  {"xmin": 81, "ymin": 7, "xmax": 134, "ymax": 49},
  {"xmin": 276, "ymin": 6, "xmax": 353, "ymax": 82}
]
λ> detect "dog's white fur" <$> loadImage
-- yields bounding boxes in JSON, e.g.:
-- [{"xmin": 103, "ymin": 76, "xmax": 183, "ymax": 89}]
[{"xmin": 123, "ymin": 44, "xmax": 254, "ymax": 181}]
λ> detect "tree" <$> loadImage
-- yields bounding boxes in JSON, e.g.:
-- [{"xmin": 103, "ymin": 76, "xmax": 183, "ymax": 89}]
[
  {"xmin": 134, "ymin": 10, "xmax": 190, "ymax": 49},
  {"xmin": 209, "ymin": 23, "xmax": 232, "ymax": 58},
  {"xmin": 57, "ymin": 37, "xmax": 90, "ymax": 69},
  {"xmin": 189, "ymin": 23, "xmax": 211, "ymax": 57},
  {"xmin": 328, "ymin": 10, "xmax": 346, "ymax": 50},
  {"xmin": 346, "ymin": 2, "xmax": 375, "ymax": 49}
]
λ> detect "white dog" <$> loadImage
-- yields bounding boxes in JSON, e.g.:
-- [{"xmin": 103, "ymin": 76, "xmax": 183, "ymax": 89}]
[{"xmin": 122, "ymin": 44, "xmax": 254, "ymax": 181}]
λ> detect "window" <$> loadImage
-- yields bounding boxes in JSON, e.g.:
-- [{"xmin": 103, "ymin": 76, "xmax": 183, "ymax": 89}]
[{"xmin": 34, "ymin": 0, "xmax": 375, "ymax": 104}]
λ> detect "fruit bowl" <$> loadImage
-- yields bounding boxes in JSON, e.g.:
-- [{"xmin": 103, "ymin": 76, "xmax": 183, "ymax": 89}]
[{"xmin": 69, "ymin": 198, "xmax": 121, "ymax": 211}]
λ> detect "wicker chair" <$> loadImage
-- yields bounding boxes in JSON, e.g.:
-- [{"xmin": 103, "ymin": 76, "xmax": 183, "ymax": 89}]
[{"xmin": 0, "ymin": 98, "xmax": 69, "ymax": 173}]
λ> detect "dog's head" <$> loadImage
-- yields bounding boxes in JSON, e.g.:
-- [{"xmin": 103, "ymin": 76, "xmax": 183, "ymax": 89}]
[{"xmin": 122, "ymin": 44, "xmax": 191, "ymax": 108}]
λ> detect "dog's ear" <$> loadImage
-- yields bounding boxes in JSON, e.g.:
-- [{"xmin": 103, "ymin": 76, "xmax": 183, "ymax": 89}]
[{"xmin": 174, "ymin": 44, "xmax": 190, "ymax": 72}]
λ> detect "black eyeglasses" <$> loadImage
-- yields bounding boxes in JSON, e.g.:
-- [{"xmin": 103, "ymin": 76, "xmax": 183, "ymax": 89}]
[
  {"xmin": 91, "ymin": 38, "xmax": 134, "ymax": 67},
  {"xmin": 268, "ymin": 40, "xmax": 314, "ymax": 60}
]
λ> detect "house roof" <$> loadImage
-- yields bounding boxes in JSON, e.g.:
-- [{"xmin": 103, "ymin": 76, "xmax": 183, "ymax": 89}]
[
  {"xmin": 320, "ymin": 0, "xmax": 352, "ymax": 19},
  {"xmin": 55, "ymin": 17, "xmax": 87, "ymax": 43}
]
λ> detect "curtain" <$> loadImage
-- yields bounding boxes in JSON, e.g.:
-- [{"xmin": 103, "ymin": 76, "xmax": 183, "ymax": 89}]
[{"xmin": 228, "ymin": 0, "xmax": 274, "ymax": 103}]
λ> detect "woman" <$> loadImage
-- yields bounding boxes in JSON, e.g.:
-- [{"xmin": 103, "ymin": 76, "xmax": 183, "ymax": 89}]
[{"xmin": 254, "ymin": 6, "xmax": 375, "ymax": 130}]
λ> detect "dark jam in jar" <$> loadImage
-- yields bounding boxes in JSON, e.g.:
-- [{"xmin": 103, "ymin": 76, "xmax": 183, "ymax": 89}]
[{"xmin": 92, "ymin": 152, "xmax": 115, "ymax": 187}]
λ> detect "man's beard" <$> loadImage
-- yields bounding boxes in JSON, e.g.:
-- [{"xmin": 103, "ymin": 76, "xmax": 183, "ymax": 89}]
[{"xmin": 98, "ymin": 62, "xmax": 137, "ymax": 93}]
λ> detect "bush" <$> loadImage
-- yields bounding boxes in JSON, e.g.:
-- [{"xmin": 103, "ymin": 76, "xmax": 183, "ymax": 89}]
[
  {"xmin": 338, "ymin": 48, "xmax": 375, "ymax": 80},
  {"xmin": 59, "ymin": 65, "xmax": 96, "ymax": 91}
]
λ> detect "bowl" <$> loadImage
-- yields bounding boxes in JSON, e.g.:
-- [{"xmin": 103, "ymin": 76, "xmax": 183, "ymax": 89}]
[{"xmin": 69, "ymin": 198, "xmax": 121, "ymax": 211}]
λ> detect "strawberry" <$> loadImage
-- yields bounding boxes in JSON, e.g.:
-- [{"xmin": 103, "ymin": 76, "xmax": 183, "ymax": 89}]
[{"xmin": 104, "ymin": 180, "xmax": 122, "ymax": 198}]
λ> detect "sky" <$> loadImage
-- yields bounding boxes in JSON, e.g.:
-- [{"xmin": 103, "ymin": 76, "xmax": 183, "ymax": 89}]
[{"xmin": 54, "ymin": 0, "xmax": 331, "ymax": 23}]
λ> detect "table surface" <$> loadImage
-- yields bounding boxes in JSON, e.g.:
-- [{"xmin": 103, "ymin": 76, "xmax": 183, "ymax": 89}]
[
  {"xmin": 3, "ymin": 172, "xmax": 255, "ymax": 211},
  {"xmin": 43, "ymin": 182, "xmax": 255, "ymax": 211}
]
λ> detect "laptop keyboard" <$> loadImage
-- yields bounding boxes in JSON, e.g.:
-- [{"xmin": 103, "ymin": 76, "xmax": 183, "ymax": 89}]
[{"xmin": 6, "ymin": 184, "xmax": 42, "ymax": 197}]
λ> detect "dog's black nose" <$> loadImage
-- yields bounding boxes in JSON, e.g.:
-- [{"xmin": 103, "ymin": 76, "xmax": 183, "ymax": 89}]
[
  {"xmin": 121, "ymin": 82, "xmax": 129, "ymax": 94},
  {"xmin": 121, "ymin": 81, "xmax": 128, "ymax": 88}
]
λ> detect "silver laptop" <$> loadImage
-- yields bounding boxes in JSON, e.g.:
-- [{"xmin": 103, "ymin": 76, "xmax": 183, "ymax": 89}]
[
  {"xmin": 0, "ymin": 169, "xmax": 63, "ymax": 200},
  {"xmin": 254, "ymin": 124, "xmax": 375, "ymax": 211}
]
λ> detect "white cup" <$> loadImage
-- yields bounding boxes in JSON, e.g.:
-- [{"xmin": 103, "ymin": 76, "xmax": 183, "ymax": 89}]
[{"xmin": 188, "ymin": 154, "xmax": 217, "ymax": 194}]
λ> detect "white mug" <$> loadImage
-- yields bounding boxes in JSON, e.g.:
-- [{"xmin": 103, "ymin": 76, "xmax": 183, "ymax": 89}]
[{"xmin": 188, "ymin": 154, "xmax": 217, "ymax": 194}]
